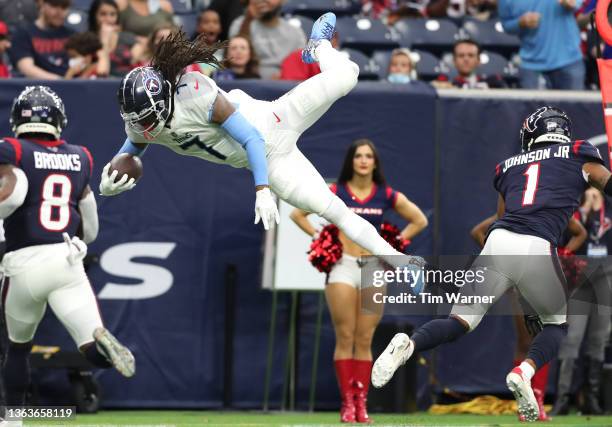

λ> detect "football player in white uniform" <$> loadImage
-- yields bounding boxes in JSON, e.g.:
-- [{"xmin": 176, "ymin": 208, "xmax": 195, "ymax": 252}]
[{"xmin": 100, "ymin": 13, "xmax": 424, "ymax": 281}]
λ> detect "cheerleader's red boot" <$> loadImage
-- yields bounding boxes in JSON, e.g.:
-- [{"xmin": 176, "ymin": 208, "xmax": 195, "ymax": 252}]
[
  {"xmin": 353, "ymin": 359, "xmax": 373, "ymax": 423},
  {"xmin": 335, "ymin": 359, "xmax": 356, "ymax": 423}
]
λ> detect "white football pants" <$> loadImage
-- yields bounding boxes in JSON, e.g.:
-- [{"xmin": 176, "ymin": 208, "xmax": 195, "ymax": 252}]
[{"xmin": 2, "ymin": 242, "xmax": 104, "ymax": 347}]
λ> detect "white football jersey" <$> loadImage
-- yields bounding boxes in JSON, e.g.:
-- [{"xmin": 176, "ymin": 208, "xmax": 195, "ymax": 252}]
[{"xmin": 126, "ymin": 72, "xmax": 269, "ymax": 169}]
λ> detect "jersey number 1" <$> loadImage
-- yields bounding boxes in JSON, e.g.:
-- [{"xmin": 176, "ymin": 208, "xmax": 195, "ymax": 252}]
[
  {"xmin": 40, "ymin": 174, "xmax": 72, "ymax": 231},
  {"xmin": 522, "ymin": 163, "xmax": 540, "ymax": 206}
]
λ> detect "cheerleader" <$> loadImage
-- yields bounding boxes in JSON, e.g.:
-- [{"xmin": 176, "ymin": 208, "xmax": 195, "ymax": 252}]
[{"xmin": 291, "ymin": 139, "xmax": 427, "ymax": 423}]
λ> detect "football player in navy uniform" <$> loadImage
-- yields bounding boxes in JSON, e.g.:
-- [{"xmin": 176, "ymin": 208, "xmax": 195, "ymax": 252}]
[
  {"xmin": 0, "ymin": 86, "xmax": 135, "ymax": 408},
  {"xmin": 471, "ymin": 211, "xmax": 586, "ymax": 421},
  {"xmin": 371, "ymin": 106, "xmax": 612, "ymax": 422},
  {"xmin": 291, "ymin": 139, "xmax": 428, "ymax": 423},
  {"xmin": 98, "ymin": 13, "xmax": 425, "ymax": 277}
]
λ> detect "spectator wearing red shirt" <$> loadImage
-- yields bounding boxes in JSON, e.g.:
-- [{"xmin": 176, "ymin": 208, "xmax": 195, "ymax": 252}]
[
  {"xmin": 0, "ymin": 20, "xmax": 11, "ymax": 78},
  {"xmin": 8, "ymin": 0, "xmax": 74, "ymax": 79},
  {"xmin": 280, "ymin": 31, "xmax": 339, "ymax": 81}
]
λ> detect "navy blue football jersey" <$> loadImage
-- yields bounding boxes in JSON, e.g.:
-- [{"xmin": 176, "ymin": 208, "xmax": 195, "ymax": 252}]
[
  {"xmin": 331, "ymin": 183, "xmax": 398, "ymax": 229},
  {"xmin": 0, "ymin": 137, "xmax": 93, "ymax": 252},
  {"xmin": 490, "ymin": 140, "xmax": 604, "ymax": 245}
]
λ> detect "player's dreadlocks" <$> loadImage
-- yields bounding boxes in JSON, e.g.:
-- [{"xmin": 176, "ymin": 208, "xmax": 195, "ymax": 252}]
[{"xmin": 151, "ymin": 30, "xmax": 227, "ymax": 86}]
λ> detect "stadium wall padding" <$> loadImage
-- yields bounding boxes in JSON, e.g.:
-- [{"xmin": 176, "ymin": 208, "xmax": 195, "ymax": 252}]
[{"xmin": 0, "ymin": 81, "xmax": 603, "ymax": 407}]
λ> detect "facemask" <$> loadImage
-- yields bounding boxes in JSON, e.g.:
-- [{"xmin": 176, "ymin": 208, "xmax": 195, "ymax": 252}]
[
  {"xmin": 68, "ymin": 57, "xmax": 85, "ymax": 69},
  {"xmin": 387, "ymin": 73, "xmax": 411, "ymax": 84}
]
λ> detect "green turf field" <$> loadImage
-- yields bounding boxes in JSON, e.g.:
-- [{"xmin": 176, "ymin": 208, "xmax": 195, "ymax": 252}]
[{"xmin": 22, "ymin": 411, "xmax": 612, "ymax": 426}]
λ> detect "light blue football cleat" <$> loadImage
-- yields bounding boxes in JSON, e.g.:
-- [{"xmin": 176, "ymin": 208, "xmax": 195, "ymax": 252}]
[
  {"xmin": 302, "ymin": 12, "xmax": 337, "ymax": 64},
  {"xmin": 404, "ymin": 255, "xmax": 426, "ymax": 295}
]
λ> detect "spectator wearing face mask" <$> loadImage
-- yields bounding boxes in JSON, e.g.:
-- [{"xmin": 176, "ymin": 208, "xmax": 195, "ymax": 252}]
[
  {"xmin": 0, "ymin": 20, "xmax": 11, "ymax": 78},
  {"xmin": 434, "ymin": 39, "xmax": 506, "ymax": 89},
  {"xmin": 386, "ymin": 48, "xmax": 416, "ymax": 84},
  {"xmin": 8, "ymin": 0, "xmax": 74, "ymax": 79},
  {"xmin": 229, "ymin": 0, "xmax": 305, "ymax": 79},
  {"xmin": 64, "ymin": 31, "xmax": 106, "ymax": 79}
]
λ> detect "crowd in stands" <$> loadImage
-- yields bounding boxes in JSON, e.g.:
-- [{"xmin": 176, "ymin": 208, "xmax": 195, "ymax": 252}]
[{"xmin": 0, "ymin": 0, "xmax": 605, "ymax": 90}]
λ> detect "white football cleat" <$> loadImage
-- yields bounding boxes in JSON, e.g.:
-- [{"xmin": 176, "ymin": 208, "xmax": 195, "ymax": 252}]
[
  {"xmin": 94, "ymin": 327, "xmax": 136, "ymax": 378},
  {"xmin": 506, "ymin": 366, "xmax": 539, "ymax": 422},
  {"xmin": 371, "ymin": 333, "xmax": 414, "ymax": 388}
]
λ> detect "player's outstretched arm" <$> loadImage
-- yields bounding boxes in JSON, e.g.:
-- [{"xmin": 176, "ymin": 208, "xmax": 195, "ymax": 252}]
[
  {"xmin": 212, "ymin": 93, "xmax": 279, "ymax": 230},
  {"xmin": 99, "ymin": 138, "xmax": 146, "ymax": 196},
  {"xmin": 0, "ymin": 164, "xmax": 28, "ymax": 219}
]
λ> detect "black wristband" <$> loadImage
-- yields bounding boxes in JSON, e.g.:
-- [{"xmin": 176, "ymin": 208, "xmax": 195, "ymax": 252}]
[{"xmin": 605, "ymin": 177, "xmax": 612, "ymax": 197}]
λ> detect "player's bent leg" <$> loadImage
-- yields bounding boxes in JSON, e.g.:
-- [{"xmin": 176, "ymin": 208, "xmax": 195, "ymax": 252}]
[
  {"xmin": 274, "ymin": 41, "xmax": 359, "ymax": 135},
  {"xmin": 373, "ymin": 315, "xmax": 471, "ymax": 389},
  {"xmin": 3, "ymin": 341, "xmax": 33, "ymax": 407},
  {"xmin": 47, "ymin": 274, "xmax": 135, "ymax": 377}
]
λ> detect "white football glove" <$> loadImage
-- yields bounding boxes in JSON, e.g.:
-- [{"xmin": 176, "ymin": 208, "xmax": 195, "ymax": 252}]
[
  {"xmin": 254, "ymin": 187, "xmax": 280, "ymax": 230},
  {"xmin": 63, "ymin": 233, "xmax": 87, "ymax": 266},
  {"xmin": 99, "ymin": 163, "xmax": 136, "ymax": 196}
]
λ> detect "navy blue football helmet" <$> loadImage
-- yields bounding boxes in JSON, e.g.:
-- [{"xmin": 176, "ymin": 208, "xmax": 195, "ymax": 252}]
[
  {"xmin": 520, "ymin": 106, "xmax": 572, "ymax": 152},
  {"xmin": 10, "ymin": 86, "xmax": 67, "ymax": 139},
  {"xmin": 117, "ymin": 66, "xmax": 171, "ymax": 137}
]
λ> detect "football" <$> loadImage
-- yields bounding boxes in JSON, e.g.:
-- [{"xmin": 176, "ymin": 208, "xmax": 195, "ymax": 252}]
[{"xmin": 109, "ymin": 153, "xmax": 143, "ymax": 182}]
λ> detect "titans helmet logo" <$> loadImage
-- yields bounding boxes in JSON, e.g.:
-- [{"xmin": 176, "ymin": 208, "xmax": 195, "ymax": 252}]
[{"xmin": 144, "ymin": 77, "xmax": 162, "ymax": 96}]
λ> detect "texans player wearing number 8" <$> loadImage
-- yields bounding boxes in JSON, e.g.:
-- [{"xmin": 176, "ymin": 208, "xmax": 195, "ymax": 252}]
[
  {"xmin": 372, "ymin": 106, "xmax": 612, "ymax": 422},
  {"xmin": 0, "ymin": 86, "xmax": 135, "ymax": 409},
  {"xmin": 99, "ymin": 12, "xmax": 425, "ymax": 279}
]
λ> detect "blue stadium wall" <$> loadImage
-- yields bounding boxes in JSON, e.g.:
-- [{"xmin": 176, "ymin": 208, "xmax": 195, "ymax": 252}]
[{"xmin": 0, "ymin": 80, "xmax": 605, "ymax": 409}]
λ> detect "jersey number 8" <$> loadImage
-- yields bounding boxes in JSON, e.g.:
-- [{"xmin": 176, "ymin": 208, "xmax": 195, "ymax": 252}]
[{"xmin": 40, "ymin": 174, "xmax": 72, "ymax": 231}]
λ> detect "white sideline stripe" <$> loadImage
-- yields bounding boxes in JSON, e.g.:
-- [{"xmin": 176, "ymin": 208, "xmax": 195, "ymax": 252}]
[{"xmin": 605, "ymin": 108, "xmax": 612, "ymax": 116}]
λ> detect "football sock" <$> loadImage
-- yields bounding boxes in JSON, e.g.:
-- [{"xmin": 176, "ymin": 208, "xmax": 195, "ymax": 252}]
[
  {"xmin": 519, "ymin": 361, "xmax": 535, "ymax": 381},
  {"xmin": 531, "ymin": 362, "xmax": 550, "ymax": 391},
  {"xmin": 316, "ymin": 40, "xmax": 360, "ymax": 78},
  {"xmin": 4, "ymin": 341, "xmax": 32, "ymax": 406},
  {"xmin": 411, "ymin": 317, "xmax": 469, "ymax": 352},
  {"xmin": 83, "ymin": 343, "xmax": 113, "ymax": 368},
  {"xmin": 527, "ymin": 324, "xmax": 568, "ymax": 370},
  {"xmin": 321, "ymin": 196, "xmax": 405, "ymax": 261}
]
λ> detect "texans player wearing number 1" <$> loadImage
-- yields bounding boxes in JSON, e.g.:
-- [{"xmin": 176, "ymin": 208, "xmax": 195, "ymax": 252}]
[
  {"xmin": 99, "ymin": 12, "xmax": 424, "ymax": 278},
  {"xmin": 0, "ymin": 86, "xmax": 135, "ymax": 409},
  {"xmin": 372, "ymin": 106, "xmax": 612, "ymax": 422}
]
